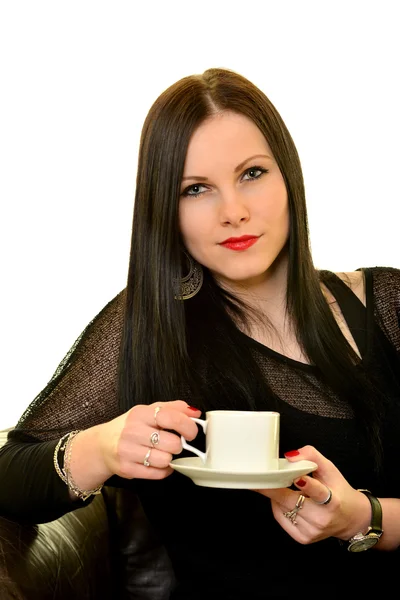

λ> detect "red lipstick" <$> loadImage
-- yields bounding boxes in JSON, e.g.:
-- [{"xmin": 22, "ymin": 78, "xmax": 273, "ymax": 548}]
[{"xmin": 220, "ymin": 235, "xmax": 260, "ymax": 251}]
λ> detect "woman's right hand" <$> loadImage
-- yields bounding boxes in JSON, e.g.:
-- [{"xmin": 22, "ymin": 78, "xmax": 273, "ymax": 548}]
[{"xmin": 98, "ymin": 401, "xmax": 201, "ymax": 480}]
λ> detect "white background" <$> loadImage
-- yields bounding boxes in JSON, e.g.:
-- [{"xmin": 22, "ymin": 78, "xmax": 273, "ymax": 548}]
[{"xmin": 1, "ymin": 1, "xmax": 399, "ymax": 428}]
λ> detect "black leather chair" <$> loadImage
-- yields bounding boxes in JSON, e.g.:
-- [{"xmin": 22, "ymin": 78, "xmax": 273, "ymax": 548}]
[{"xmin": 0, "ymin": 429, "xmax": 175, "ymax": 600}]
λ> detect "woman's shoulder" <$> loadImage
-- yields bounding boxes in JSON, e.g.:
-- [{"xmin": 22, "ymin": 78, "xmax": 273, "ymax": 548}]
[
  {"xmin": 332, "ymin": 270, "xmax": 366, "ymax": 305},
  {"xmin": 326, "ymin": 266, "xmax": 400, "ymax": 307},
  {"xmin": 334, "ymin": 267, "xmax": 400, "ymax": 306}
]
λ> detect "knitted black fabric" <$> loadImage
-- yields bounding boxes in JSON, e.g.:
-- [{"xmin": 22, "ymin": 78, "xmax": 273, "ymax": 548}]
[{"xmin": 10, "ymin": 289, "xmax": 126, "ymax": 441}]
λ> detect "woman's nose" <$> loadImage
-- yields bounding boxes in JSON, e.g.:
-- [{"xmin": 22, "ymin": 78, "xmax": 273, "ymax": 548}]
[{"xmin": 218, "ymin": 193, "xmax": 250, "ymax": 226}]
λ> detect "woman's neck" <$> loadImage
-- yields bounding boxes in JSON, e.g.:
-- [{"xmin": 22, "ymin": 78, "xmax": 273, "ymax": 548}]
[{"xmin": 217, "ymin": 251, "xmax": 289, "ymax": 319}]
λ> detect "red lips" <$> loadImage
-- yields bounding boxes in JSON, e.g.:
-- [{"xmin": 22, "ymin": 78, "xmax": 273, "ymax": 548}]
[
  {"xmin": 219, "ymin": 235, "xmax": 260, "ymax": 251},
  {"xmin": 220, "ymin": 235, "xmax": 258, "ymax": 244}
]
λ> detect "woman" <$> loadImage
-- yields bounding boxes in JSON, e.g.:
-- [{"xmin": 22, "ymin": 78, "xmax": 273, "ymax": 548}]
[{"xmin": 1, "ymin": 67, "xmax": 399, "ymax": 598}]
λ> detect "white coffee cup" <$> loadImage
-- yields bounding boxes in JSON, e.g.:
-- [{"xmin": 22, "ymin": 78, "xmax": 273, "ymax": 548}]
[{"xmin": 181, "ymin": 410, "xmax": 280, "ymax": 472}]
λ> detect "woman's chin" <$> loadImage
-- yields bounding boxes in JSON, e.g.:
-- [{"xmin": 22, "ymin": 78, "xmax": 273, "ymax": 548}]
[{"xmin": 213, "ymin": 268, "xmax": 271, "ymax": 289}]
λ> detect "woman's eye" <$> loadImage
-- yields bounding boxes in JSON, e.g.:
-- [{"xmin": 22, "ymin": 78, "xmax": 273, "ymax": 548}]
[
  {"xmin": 182, "ymin": 184, "xmax": 206, "ymax": 198},
  {"xmin": 243, "ymin": 166, "xmax": 268, "ymax": 181},
  {"xmin": 181, "ymin": 166, "xmax": 268, "ymax": 198}
]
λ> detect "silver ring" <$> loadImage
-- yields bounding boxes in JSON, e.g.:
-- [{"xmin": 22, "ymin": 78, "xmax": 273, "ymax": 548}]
[
  {"xmin": 150, "ymin": 431, "xmax": 160, "ymax": 446},
  {"xmin": 154, "ymin": 406, "xmax": 161, "ymax": 427},
  {"xmin": 143, "ymin": 448, "xmax": 152, "ymax": 467},
  {"xmin": 283, "ymin": 494, "xmax": 306, "ymax": 525},
  {"xmin": 313, "ymin": 487, "xmax": 332, "ymax": 505}
]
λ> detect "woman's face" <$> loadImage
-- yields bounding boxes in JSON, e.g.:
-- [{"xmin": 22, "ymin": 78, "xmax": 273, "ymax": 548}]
[{"xmin": 179, "ymin": 111, "xmax": 289, "ymax": 290}]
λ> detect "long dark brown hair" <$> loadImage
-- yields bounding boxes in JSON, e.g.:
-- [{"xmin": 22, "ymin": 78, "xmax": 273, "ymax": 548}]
[
  {"xmin": 118, "ymin": 67, "xmax": 386, "ymax": 466},
  {"xmin": 0, "ymin": 560, "xmax": 24, "ymax": 600}
]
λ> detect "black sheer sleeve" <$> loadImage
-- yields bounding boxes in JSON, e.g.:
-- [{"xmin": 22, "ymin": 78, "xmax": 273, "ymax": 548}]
[
  {"xmin": 365, "ymin": 266, "xmax": 400, "ymax": 353},
  {"xmin": 0, "ymin": 288, "xmax": 126, "ymax": 524}
]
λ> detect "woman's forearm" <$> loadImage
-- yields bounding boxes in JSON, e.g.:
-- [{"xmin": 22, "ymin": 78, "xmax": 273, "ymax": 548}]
[
  {"xmin": 376, "ymin": 498, "xmax": 400, "ymax": 551},
  {"xmin": 0, "ymin": 438, "xmax": 94, "ymax": 524},
  {"xmin": 66, "ymin": 424, "xmax": 114, "ymax": 501}
]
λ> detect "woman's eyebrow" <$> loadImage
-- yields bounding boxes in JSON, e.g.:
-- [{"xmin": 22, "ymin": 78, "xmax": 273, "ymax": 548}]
[{"xmin": 181, "ymin": 154, "xmax": 272, "ymax": 182}]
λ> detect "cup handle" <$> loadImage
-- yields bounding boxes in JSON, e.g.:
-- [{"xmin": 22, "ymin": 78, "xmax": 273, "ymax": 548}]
[{"xmin": 181, "ymin": 417, "xmax": 207, "ymax": 463}]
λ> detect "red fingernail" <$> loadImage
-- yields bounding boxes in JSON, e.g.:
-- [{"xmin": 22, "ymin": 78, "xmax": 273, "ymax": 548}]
[
  {"xmin": 296, "ymin": 478, "xmax": 307, "ymax": 487},
  {"xmin": 284, "ymin": 450, "xmax": 300, "ymax": 457},
  {"xmin": 188, "ymin": 406, "xmax": 200, "ymax": 411}
]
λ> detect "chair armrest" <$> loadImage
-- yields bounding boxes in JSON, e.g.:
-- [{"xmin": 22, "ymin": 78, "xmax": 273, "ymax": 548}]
[
  {"xmin": 0, "ymin": 495, "xmax": 113, "ymax": 599},
  {"xmin": 0, "ymin": 428, "xmax": 113, "ymax": 599}
]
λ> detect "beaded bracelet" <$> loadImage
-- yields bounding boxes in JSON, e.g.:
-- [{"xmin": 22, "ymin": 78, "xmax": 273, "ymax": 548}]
[{"xmin": 53, "ymin": 430, "xmax": 103, "ymax": 501}]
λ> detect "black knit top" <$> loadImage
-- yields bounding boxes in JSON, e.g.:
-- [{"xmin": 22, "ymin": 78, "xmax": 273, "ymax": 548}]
[{"xmin": 1, "ymin": 266, "xmax": 400, "ymax": 598}]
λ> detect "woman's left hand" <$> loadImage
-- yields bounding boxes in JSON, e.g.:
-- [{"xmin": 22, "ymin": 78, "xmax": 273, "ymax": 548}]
[{"xmin": 255, "ymin": 445, "xmax": 371, "ymax": 544}]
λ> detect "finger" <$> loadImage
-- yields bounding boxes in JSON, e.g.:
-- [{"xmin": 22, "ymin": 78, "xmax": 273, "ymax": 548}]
[
  {"xmin": 128, "ymin": 403, "xmax": 201, "ymax": 436},
  {"xmin": 120, "ymin": 419, "xmax": 183, "ymax": 454},
  {"xmin": 152, "ymin": 407, "xmax": 201, "ymax": 439},
  {"xmin": 293, "ymin": 475, "xmax": 333, "ymax": 505},
  {"xmin": 126, "ymin": 464, "xmax": 174, "ymax": 480},
  {"xmin": 119, "ymin": 445, "xmax": 174, "ymax": 475},
  {"xmin": 151, "ymin": 400, "xmax": 202, "ymax": 416},
  {"xmin": 254, "ymin": 486, "xmax": 302, "ymax": 509},
  {"xmin": 140, "ymin": 446, "xmax": 174, "ymax": 469},
  {"xmin": 270, "ymin": 500, "xmax": 310, "ymax": 543},
  {"xmin": 284, "ymin": 445, "xmax": 336, "ymax": 480},
  {"xmin": 142, "ymin": 427, "xmax": 183, "ymax": 455},
  {"xmin": 269, "ymin": 491, "xmax": 311, "ymax": 536}
]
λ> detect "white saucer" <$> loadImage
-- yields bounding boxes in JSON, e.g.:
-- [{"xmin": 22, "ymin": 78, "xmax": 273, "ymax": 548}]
[{"xmin": 169, "ymin": 457, "xmax": 318, "ymax": 489}]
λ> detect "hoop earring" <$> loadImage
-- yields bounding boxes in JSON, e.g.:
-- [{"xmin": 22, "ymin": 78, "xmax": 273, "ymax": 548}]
[{"xmin": 175, "ymin": 252, "xmax": 204, "ymax": 300}]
